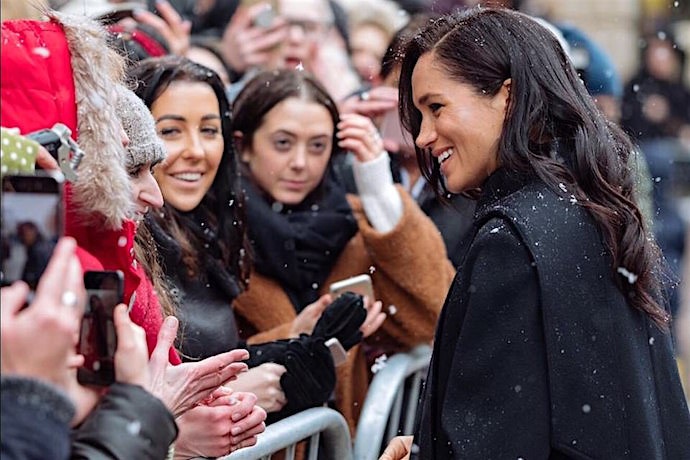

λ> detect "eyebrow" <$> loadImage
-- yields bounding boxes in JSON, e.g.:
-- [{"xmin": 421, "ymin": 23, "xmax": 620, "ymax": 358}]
[
  {"xmin": 273, "ymin": 130, "xmax": 330, "ymax": 139},
  {"xmin": 417, "ymin": 93, "xmax": 442, "ymax": 106},
  {"xmin": 155, "ymin": 114, "xmax": 221, "ymax": 123},
  {"xmin": 156, "ymin": 114, "xmax": 185, "ymax": 123}
]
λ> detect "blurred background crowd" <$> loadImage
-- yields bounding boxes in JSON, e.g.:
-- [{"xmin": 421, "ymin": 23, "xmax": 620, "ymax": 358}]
[{"xmin": 1, "ymin": 0, "xmax": 688, "ymax": 458}]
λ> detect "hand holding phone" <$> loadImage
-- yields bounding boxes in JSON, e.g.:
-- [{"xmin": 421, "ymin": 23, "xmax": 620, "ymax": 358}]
[
  {"xmin": 77, "ymin": 271, "xmax": 124, "ymax": 386},
  {"xmin": 240, "ymin": 0, "xmax": 279, "ymax": 28},
  {"xmin": 0, "ymin": 237, "xmax": 84, "ymax": 389}
]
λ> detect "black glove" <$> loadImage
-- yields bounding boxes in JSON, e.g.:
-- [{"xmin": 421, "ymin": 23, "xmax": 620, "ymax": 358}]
[
  {"xmin": 311, "ymin": 291, "xmax": 366, "ymax": 350},
  {"xmin": 279, "ymin": 336, "xmax": 335, "ymax": 414},
  {"xmin": 250, "ymin": 335, "xmax": 335, "ymax": 423},
  {"xmin": 245, "ymin": 341, "xmax": 289, "ymax": 368}
]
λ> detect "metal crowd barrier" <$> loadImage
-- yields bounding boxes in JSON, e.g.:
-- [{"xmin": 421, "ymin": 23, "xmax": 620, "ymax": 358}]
[
  {"xmin": 352, "ymin": 344, "xmax": 432, "ymax": 460},
  {"xmin": 221, "ymin": 406, "xmax": 353, "ymax": 460}
]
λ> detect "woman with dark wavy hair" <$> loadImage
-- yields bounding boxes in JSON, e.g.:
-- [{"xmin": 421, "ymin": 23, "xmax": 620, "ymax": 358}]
[
  {"xmin": 129, "ymin": 56, "xmax": 377, "ymax": 458},
  {"xmin": 381, "ymin": 7, "xmax": 690, "ymax": 460}
]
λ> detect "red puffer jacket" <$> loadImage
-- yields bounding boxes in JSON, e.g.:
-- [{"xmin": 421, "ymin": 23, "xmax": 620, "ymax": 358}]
[{"xmin": 1, "ymin": 15, "xmax": 179, "ymax": 364}]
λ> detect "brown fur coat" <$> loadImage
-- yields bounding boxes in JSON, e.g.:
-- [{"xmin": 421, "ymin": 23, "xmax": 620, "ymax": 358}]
[{"xmin": 234, "ymin": 187, "xmax": 455, "ymax": 433}]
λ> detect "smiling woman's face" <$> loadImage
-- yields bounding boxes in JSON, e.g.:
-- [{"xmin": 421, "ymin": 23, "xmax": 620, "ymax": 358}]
[
  {"xmin": 411, "ymin": 52, "xmax": 508, "ymax": 193},
  {"xmin": 240, "ymin": 96, "xmax": 334, "ymax": 205},
  {"xmin": 151, "ymin": 81, "xmax": 224, "ymax": 212}
]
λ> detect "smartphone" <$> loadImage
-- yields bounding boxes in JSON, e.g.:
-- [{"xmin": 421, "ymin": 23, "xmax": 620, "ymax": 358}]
[
  {"xmin": 1, "ymin": 172, "xmax": 64, "ymax": 289},
  {"xmin": 77, "ymin": 270, "xmax": 124, "ymax": 386},
  {"xmin": 329, "ymin": 274, "xmax": 374, "ymax": 300},
  {"xmin": 241, "ymin": 0, "xmax": 279, "ymax": 28}
]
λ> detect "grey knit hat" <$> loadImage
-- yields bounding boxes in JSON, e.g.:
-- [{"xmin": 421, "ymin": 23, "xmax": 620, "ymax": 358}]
[{"xmin": 114, "ymin": 84, "xmax": 166, "ymax": 170}]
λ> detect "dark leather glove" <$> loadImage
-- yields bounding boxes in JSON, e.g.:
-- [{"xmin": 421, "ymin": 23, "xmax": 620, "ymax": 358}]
[
  {"xmin": 250, "ymin": 335, "xmax": 336, "ymax": 422},
  {"xmin": 279, "ymin": 336, "xmax": 335, "ymax": 413},
  {"xmin": 311, "ymin": 291, "xmax": 366, "ymax": 350},
  {"xmin": 245, "ymin": 341, "xmax": 289, "ymax": 368}
]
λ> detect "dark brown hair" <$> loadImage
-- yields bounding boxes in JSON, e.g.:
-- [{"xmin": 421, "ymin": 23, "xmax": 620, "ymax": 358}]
[
  {"xmin": 232, "ymin": 69, "xmax": 342, "ymax": 201},
  {"xmin": 128, "ymin": 55, "xmax": 250, "ymax": 288},
  {"xmin": 398, "ymin": 7, "xmax": 669, "ymax": 327}
]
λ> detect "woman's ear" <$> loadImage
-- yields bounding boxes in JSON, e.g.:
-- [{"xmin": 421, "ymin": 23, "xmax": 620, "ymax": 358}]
[
  {"xmin": 491, "ymin": 79, "xmax": 511, "ymax": 118},
  {"xmin": 500, "ymin": 78, "xmax": 511, "ymax": 113}
]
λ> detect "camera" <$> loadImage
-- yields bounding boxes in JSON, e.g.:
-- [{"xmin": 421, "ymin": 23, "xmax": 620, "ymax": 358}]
[{"xmin": 26, "ymin": 123, "xmax": 84, "ymax": 181}]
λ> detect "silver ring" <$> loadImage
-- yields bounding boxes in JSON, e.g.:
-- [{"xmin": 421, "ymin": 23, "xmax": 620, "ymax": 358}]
[
  {"xmin": 61, "ymin": 291, "xmax": 78, "ymax": 308},
  {"xmin": 359, "ymin": 91, "xmax": 370, "ymax": 101}
]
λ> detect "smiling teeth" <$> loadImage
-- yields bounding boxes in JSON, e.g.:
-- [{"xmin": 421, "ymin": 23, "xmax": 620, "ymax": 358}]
[
  {"xmin": 437, "ymin": 149, "xmax": 453, "ymax": 164},
  {"xmin": 174, "ymin": 172, "xmax": 202, "ymax": 181}
]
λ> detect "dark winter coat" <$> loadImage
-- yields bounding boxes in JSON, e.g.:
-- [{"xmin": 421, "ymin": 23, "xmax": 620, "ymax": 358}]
[
  {"xmin": 1, "ymin": 376, "xmax": 75, "ymax": 460},
  {"xmin": 414, "ymin": 182, "xmax": 476, "ymax": 267},
  {"xmin": 71, "ymin": 383, "xmax": 177, "ymax": 460},
  {"xmin": 414, "ymin": 168, "xmax": 690, "ymax": 459}
]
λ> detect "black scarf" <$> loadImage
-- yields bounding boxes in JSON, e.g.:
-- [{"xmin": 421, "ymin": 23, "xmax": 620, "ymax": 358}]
[
  {"xmin": 145, "ymin": 209, "xmax": 243, "ymax": 301},
  {"xmin": 242, "ymin": 176, "xmax": 358, "ymax": 311}
]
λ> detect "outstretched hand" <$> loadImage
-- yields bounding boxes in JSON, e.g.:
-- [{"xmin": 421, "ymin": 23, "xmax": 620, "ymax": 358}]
[
  {"xmin": 147, "ymin": 315, "xmax": 250, "ymax": 416},
  {"xmin": 206, "ymin": 387, "xmax": 267, "ymax": 452}
]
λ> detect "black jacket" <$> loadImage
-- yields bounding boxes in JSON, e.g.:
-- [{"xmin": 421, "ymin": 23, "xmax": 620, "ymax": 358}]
[
  {"xmin": 1, "ymin": 376, "xmax": 75, "ymax": 460},
  {"xmin": 71, "ymin": 383, "xmax": 178, "ymax": 460},
  {"xmin": 414, "ymin": 169, "xmax": 690, "ymax": 459}
]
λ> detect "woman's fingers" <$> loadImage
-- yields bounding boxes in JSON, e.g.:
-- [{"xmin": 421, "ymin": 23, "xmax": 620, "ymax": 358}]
[
  {"xmin": 337, "ymin": 114, "xmax": 384, "ymax": 163},
  {"xmin": 0, "ymin": 282, "xmax": 29, "ymax": 318},
  {"xmin": 150, "ymin": 315, "xmax": 179, "ymax": 370},
  {"xmin": 362, "ymin": 299, "xmax": 386, "ymax": 338},
  {"xmin": 35, "ymin": 145, "xmax": 60, "ymax": 170}
]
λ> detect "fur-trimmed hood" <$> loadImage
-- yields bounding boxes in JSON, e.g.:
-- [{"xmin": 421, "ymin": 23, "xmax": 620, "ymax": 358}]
[{"xmin": 1, "ymin": 11, "xmax": 132, "ymax": 229}]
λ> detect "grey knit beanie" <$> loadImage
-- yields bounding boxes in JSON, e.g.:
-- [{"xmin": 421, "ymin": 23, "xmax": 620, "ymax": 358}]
[{"xmin": 114, "ymin": 84, "xmax": 166, "ymax": 170}]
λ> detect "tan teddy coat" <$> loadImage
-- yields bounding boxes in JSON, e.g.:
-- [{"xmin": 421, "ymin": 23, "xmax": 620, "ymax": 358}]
[{"xmin": 234, "ymin": 187, "xmax": 456, "ymax": 433}]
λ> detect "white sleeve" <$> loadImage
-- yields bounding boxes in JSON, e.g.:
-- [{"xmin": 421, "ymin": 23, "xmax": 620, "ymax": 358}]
[{"xmin": 352, "ymin": 152, "xmax": 404, "ymax": 233}]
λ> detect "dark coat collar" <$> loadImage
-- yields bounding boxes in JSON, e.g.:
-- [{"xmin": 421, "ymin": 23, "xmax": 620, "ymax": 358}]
[{"xmin": 475, "ymin": 167, "xmax": 535, "ymax": 216}]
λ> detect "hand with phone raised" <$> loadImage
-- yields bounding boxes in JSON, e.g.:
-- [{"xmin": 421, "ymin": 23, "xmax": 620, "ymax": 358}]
[
  {"xmin": 0, "ymin": 237, "xmax": 84, "ymax": 390},
  {"xmin": 220, "ymin": 0, "xmax": 287, "ymax": 75}
]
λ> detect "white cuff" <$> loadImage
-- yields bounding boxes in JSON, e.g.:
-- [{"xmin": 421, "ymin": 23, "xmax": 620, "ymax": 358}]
[{"xmin": 352, "ymin": 152, "xmax": 403, "ymax": 233}]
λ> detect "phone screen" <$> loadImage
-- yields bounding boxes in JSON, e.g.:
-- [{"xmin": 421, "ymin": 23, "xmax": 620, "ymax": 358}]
[
  {"xmin": 1, "ymin": 173, "xmax": 63, "ymax": 289},
  {"xmin": 77, "ymin": 271, "xmax": 123, "ymax": 386}
]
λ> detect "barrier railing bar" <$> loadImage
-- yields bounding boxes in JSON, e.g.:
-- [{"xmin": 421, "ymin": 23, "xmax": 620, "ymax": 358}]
[
  {"xmin": 307, "ymin": 433, "xmax": 319, "ymax": 460},
  {"xmin": 386, "ymin": 391, "xmax": 404, "ymax": 441},
  {"xmin": 403, "ymin": 372, "xmax": 423, "ymax": 434},
  {"xmin": 353, "ymin": 345, "xmax": 432, "ymax": 460},
  {"xmin": 285, "ymin": 442, "xmax": 295, "ymax": 460}
]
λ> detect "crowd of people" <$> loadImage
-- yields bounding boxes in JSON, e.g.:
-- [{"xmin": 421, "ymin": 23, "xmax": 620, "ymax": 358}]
[{"xmin": 1, "ymin": 0, "xmax": 689, "ymax": 459}]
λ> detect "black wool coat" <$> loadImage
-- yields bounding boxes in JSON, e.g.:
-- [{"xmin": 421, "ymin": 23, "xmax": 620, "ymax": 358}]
[{"xmin": 414, "ymin": 169, "xmax": 690, "ymax": 459}]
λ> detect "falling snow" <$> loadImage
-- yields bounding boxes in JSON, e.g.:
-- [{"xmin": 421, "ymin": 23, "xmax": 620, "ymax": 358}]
[
  {"xmin": 617, "ymin": 266, "xmax": 638, "ymax": 284},
  {"xmin": 371, "ymin": 354, "xmax": 388, "ymax": 373},
  {"xmin": 32, "ymin": 47, "xmax": 50, "ymax": 58}
]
